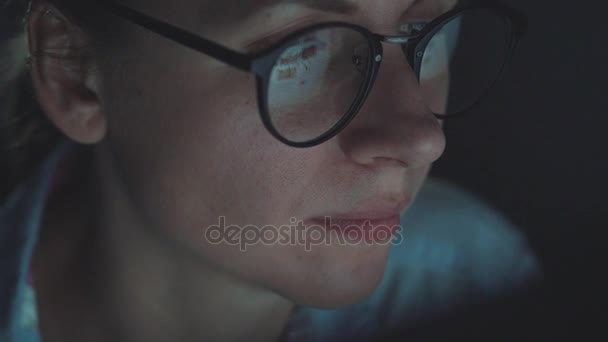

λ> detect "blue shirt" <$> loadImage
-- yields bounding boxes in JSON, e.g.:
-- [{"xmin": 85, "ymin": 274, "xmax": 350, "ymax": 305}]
[{"xmin": 0, "ymin": 142, "xmax": 541, "ymax": 342}]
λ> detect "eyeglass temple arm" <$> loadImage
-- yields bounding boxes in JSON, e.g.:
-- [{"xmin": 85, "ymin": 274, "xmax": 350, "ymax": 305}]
[{"xmin": 91, "ymin": 0, "xmax": 254, "ymax": 72}]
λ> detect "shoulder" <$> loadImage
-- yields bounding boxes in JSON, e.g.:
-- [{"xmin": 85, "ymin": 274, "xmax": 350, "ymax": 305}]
[
  {"xmin": 0, "ymin": 141, "xmax": 71, "ymax": 342},
  {"xmin": 288, "ymin": 178, "xmax": 541, "ymax": 341},
  {"xmin": 396, "ymin": 177, "xmax": 540, "ymax": 282},
  {"xmin": 381, "ymin": 178, "xmax": 541, "ymax": 322}
]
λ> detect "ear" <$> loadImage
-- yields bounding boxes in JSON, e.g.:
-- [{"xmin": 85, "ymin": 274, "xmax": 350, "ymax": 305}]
[{"xmin": 27, "ymin": 4, "xmax": 107, "ymax": 144}]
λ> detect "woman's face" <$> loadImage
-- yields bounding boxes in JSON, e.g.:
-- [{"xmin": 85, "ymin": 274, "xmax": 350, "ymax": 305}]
[{"xmin": 97, "ymin": 0, "xmax": 450, "ymax": 307}]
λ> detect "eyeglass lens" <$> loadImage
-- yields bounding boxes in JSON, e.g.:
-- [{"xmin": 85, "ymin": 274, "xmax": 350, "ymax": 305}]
[
  {"xmin": 420, "ymin": 9, "xmax": 510, "ymax": 115},
  {"xmin": 266, "ymin": 9, "xmax": 511, "ymax": 144}
]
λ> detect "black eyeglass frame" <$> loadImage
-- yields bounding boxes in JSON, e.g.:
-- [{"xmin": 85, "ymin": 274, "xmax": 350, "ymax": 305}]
[{"xmin": 92, "ymin": 0, "xmax": 528, "ymax": 148}]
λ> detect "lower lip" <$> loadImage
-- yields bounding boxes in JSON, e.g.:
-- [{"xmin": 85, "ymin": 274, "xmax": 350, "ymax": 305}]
[{"xmin": 304, "ymin": 216, "xmax": 401, "ymax": 243}]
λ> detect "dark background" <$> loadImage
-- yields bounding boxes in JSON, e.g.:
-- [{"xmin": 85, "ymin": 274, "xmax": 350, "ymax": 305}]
[
  {"xmin": 2, "ymin": 0, "xmax": 606, "ymax": 340},
  {"xmin": 426, "ymin": 0, "xmax": 607, "ymax": 339}
]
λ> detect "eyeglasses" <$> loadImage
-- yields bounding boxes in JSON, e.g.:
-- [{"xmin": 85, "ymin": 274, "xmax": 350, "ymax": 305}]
[{"xmin": 93, "ymin": 0, "xmax": 527, "ymax": 148}]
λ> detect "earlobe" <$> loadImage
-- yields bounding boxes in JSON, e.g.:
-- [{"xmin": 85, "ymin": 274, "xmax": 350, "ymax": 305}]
[{"xmin": 27, "ymin": 4, "xmax": 107, "ymax": 145}]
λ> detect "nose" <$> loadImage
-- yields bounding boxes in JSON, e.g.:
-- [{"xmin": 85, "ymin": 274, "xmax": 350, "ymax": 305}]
[{"xmin": 337, "ymin": 45, "xmax": 446, "ymax": 169}]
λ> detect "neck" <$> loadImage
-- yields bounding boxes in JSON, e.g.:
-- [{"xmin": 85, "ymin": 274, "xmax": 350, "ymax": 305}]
[{"xmin": 34, "ymin": 146, "xmax": 296, "ymax": 342}]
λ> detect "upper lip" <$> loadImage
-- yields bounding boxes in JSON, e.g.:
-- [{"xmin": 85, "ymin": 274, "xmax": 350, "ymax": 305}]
[{"xmin": 306, "ymin": 196, "xmax": 412, "ymax": 221}]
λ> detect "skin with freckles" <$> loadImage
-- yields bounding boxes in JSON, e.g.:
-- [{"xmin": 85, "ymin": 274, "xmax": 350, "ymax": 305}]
[{"xmin": 28, "ymin": 1, "xmax": 455, "ymax": 341}]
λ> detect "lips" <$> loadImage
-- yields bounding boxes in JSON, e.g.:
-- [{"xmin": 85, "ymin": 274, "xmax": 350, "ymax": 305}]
[
  {"xmin": 302, "ymin": 196, "xmax": 411, "ymax": 243},
  {"xmin": 306, "ymin": 197, "xmax": 412, "ymax": 221}
]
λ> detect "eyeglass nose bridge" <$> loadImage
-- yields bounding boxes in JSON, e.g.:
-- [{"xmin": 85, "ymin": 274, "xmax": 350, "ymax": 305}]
[
  {"xmin": 375, "ymin": 34, "xmax": 418, "ymax": 45},
  {"xmin": 371, "ymin": 33, "xmax": 421, "ymax": 70}
]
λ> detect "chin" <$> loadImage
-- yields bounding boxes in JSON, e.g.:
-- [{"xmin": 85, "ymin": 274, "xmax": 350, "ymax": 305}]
[{"xmin": 275, "ymin": 243, "xmax": 393, "ymax": 309}]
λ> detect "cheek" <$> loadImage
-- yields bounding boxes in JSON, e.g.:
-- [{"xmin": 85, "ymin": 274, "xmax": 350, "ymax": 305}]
[{"xmin": 102, "ymin": 50, "xmax": 321, "ymax": 235}]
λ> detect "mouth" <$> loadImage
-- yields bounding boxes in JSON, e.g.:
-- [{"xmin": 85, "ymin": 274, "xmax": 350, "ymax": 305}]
[{"xmin": 302, "ymin": 197, "xmax": 411, "ymax": 243}]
